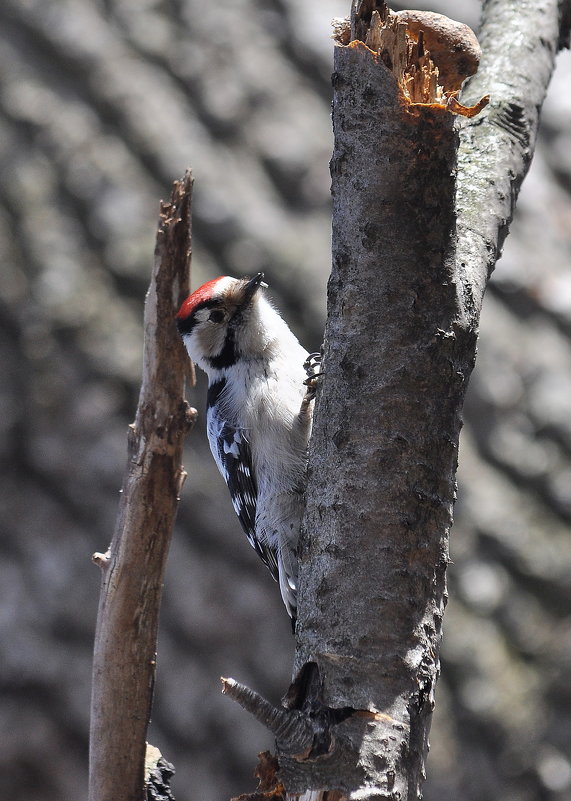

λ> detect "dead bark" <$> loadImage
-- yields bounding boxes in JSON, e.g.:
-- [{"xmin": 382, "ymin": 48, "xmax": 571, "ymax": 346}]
[{"xmin": 88, "ymin": 171, "xmax": 195, "ymax": 801}]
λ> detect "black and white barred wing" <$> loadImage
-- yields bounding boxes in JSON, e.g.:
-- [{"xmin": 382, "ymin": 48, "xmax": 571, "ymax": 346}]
[{"xmin": 206, "ymin": 409, "xmax": 279, "ymax": 581}]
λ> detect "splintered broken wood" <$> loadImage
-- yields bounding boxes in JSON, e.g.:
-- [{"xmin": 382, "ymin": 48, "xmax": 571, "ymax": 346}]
[
  {"xmin": 230, "ymin": 752, "xmax": 286, "ymax": 801},
  {"xmin": 230, "ymin": 752, "xmax": 345, "ymax": 801},
  {"xmin": 333, "ymin": 4, "xmax": 489, "ymax": 116}
]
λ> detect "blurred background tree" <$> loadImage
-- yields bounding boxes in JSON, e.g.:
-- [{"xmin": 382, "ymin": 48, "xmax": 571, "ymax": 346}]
[{"xmin": 1, "ymin": 1, "xmax": 571, "ymax": 800}]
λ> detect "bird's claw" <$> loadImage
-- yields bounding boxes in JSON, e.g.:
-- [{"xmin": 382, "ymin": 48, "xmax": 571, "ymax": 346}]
[
  {"xmin": 303, "ymin": 350, "xmax": 322, "ymax": 378},
  {"xmin": 303, "ymin": 350, "xmax": 324, "ymax": 400}
]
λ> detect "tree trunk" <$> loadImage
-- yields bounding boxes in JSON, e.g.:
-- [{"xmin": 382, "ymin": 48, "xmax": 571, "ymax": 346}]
[
  {"xmin": 287, "ymin": 16, "xmax": 462, "ymax": 801},
  {"xmin": 279, "ymin": 1, "xmax": 569, "ymax": 799}
]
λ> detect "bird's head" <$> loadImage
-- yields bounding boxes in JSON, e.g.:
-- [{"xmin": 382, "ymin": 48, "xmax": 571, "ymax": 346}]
[{"xmin": 176, "ymin": 273, "xmax": 271, "ymax": 372}]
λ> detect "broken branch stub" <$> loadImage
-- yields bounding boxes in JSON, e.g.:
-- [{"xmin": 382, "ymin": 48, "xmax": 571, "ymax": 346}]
[
  {"xmin": 221, "ymin": 678, "xmax": 315, "ymax": 758},
  {"xmin": 334, "ymin": 3, "xmax": 489, "ymax": 116}
]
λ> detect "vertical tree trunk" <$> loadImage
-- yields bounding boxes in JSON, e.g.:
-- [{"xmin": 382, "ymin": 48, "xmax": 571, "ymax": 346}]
[
  {"xmin": 281, "ymin": 1, "xmax": 568, "ymax": 799},
  {"xmin": 288, "ymin": 25, "xmax": 462, "ymax": 801}
]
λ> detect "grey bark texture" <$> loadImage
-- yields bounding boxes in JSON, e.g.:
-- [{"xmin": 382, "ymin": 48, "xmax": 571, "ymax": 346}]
[
  {"xmin": 280, "ymin": 1, "xmax": 570, "ymax": 799},
  {"xmin": 89, "ymin": 173, "xmax": 195, "ymax": 801},
  {"xmin": 456, "ymin": 0, "xmax": 567, "ymax": 319},
  {"xmin": 288, "ymin": 30, "xmax": 461, "ymax": 801}
]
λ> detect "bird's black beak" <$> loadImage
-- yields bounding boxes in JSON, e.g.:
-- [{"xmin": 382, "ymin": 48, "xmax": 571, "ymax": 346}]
[{"xmin": 242, "ymin": 272, "xmax": 268, "ymax": 304}]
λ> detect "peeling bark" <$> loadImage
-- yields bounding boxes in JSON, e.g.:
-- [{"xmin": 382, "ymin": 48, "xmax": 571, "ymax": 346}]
[{"xmin": 89, "ymin": 172, "xmax": 195, "ymax": 801}]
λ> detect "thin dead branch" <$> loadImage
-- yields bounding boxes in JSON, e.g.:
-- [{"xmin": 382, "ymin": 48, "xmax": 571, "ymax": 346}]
[{"xmin": 88, "ymin": 171, "xmax": 196, "ymax": 801}]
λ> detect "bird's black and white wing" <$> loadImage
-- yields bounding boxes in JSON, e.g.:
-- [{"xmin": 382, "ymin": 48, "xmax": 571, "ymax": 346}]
[{"xmin": 206, "ymin": 404, "xmax": 279, "ymax": 581}]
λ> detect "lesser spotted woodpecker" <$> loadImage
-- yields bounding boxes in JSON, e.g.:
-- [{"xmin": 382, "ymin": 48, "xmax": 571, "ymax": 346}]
[{"xmin": 176, "ymin": 273, "xmax": 318, "ymax": 621}]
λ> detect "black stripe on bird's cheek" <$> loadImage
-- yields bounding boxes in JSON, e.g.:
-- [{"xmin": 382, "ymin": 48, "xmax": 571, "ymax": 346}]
[{"xmin": 207, "ymin": 326, "xmax": 237, "ymax": 369}]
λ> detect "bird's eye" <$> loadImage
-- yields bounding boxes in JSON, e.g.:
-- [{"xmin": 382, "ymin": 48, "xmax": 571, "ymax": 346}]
[{"xmin": 208, "ymin": 309, "xmax": 225, "ymax": 323}]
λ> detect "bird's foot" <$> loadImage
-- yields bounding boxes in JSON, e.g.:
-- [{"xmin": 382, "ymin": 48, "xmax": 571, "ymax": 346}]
[{"xmin": 303, "ymin": 349, "xmax": 324, "ymax": 401}]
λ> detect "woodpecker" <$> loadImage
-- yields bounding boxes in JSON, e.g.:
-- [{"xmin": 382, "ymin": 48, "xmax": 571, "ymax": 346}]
[{"xmin": 176, "ymin": 273, "xmax": 318, "ymax": 621}]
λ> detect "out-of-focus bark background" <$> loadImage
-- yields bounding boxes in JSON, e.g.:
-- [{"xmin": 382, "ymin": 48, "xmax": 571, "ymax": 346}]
[{"xmin": 1, "ymin": 1, "xmax": 571, "ymax": 800}]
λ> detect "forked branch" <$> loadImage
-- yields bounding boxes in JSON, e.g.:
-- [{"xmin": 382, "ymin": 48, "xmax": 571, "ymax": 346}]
[{"xmin": 223, "ymin": 1, "xmax": 569, "ymax": 799}]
